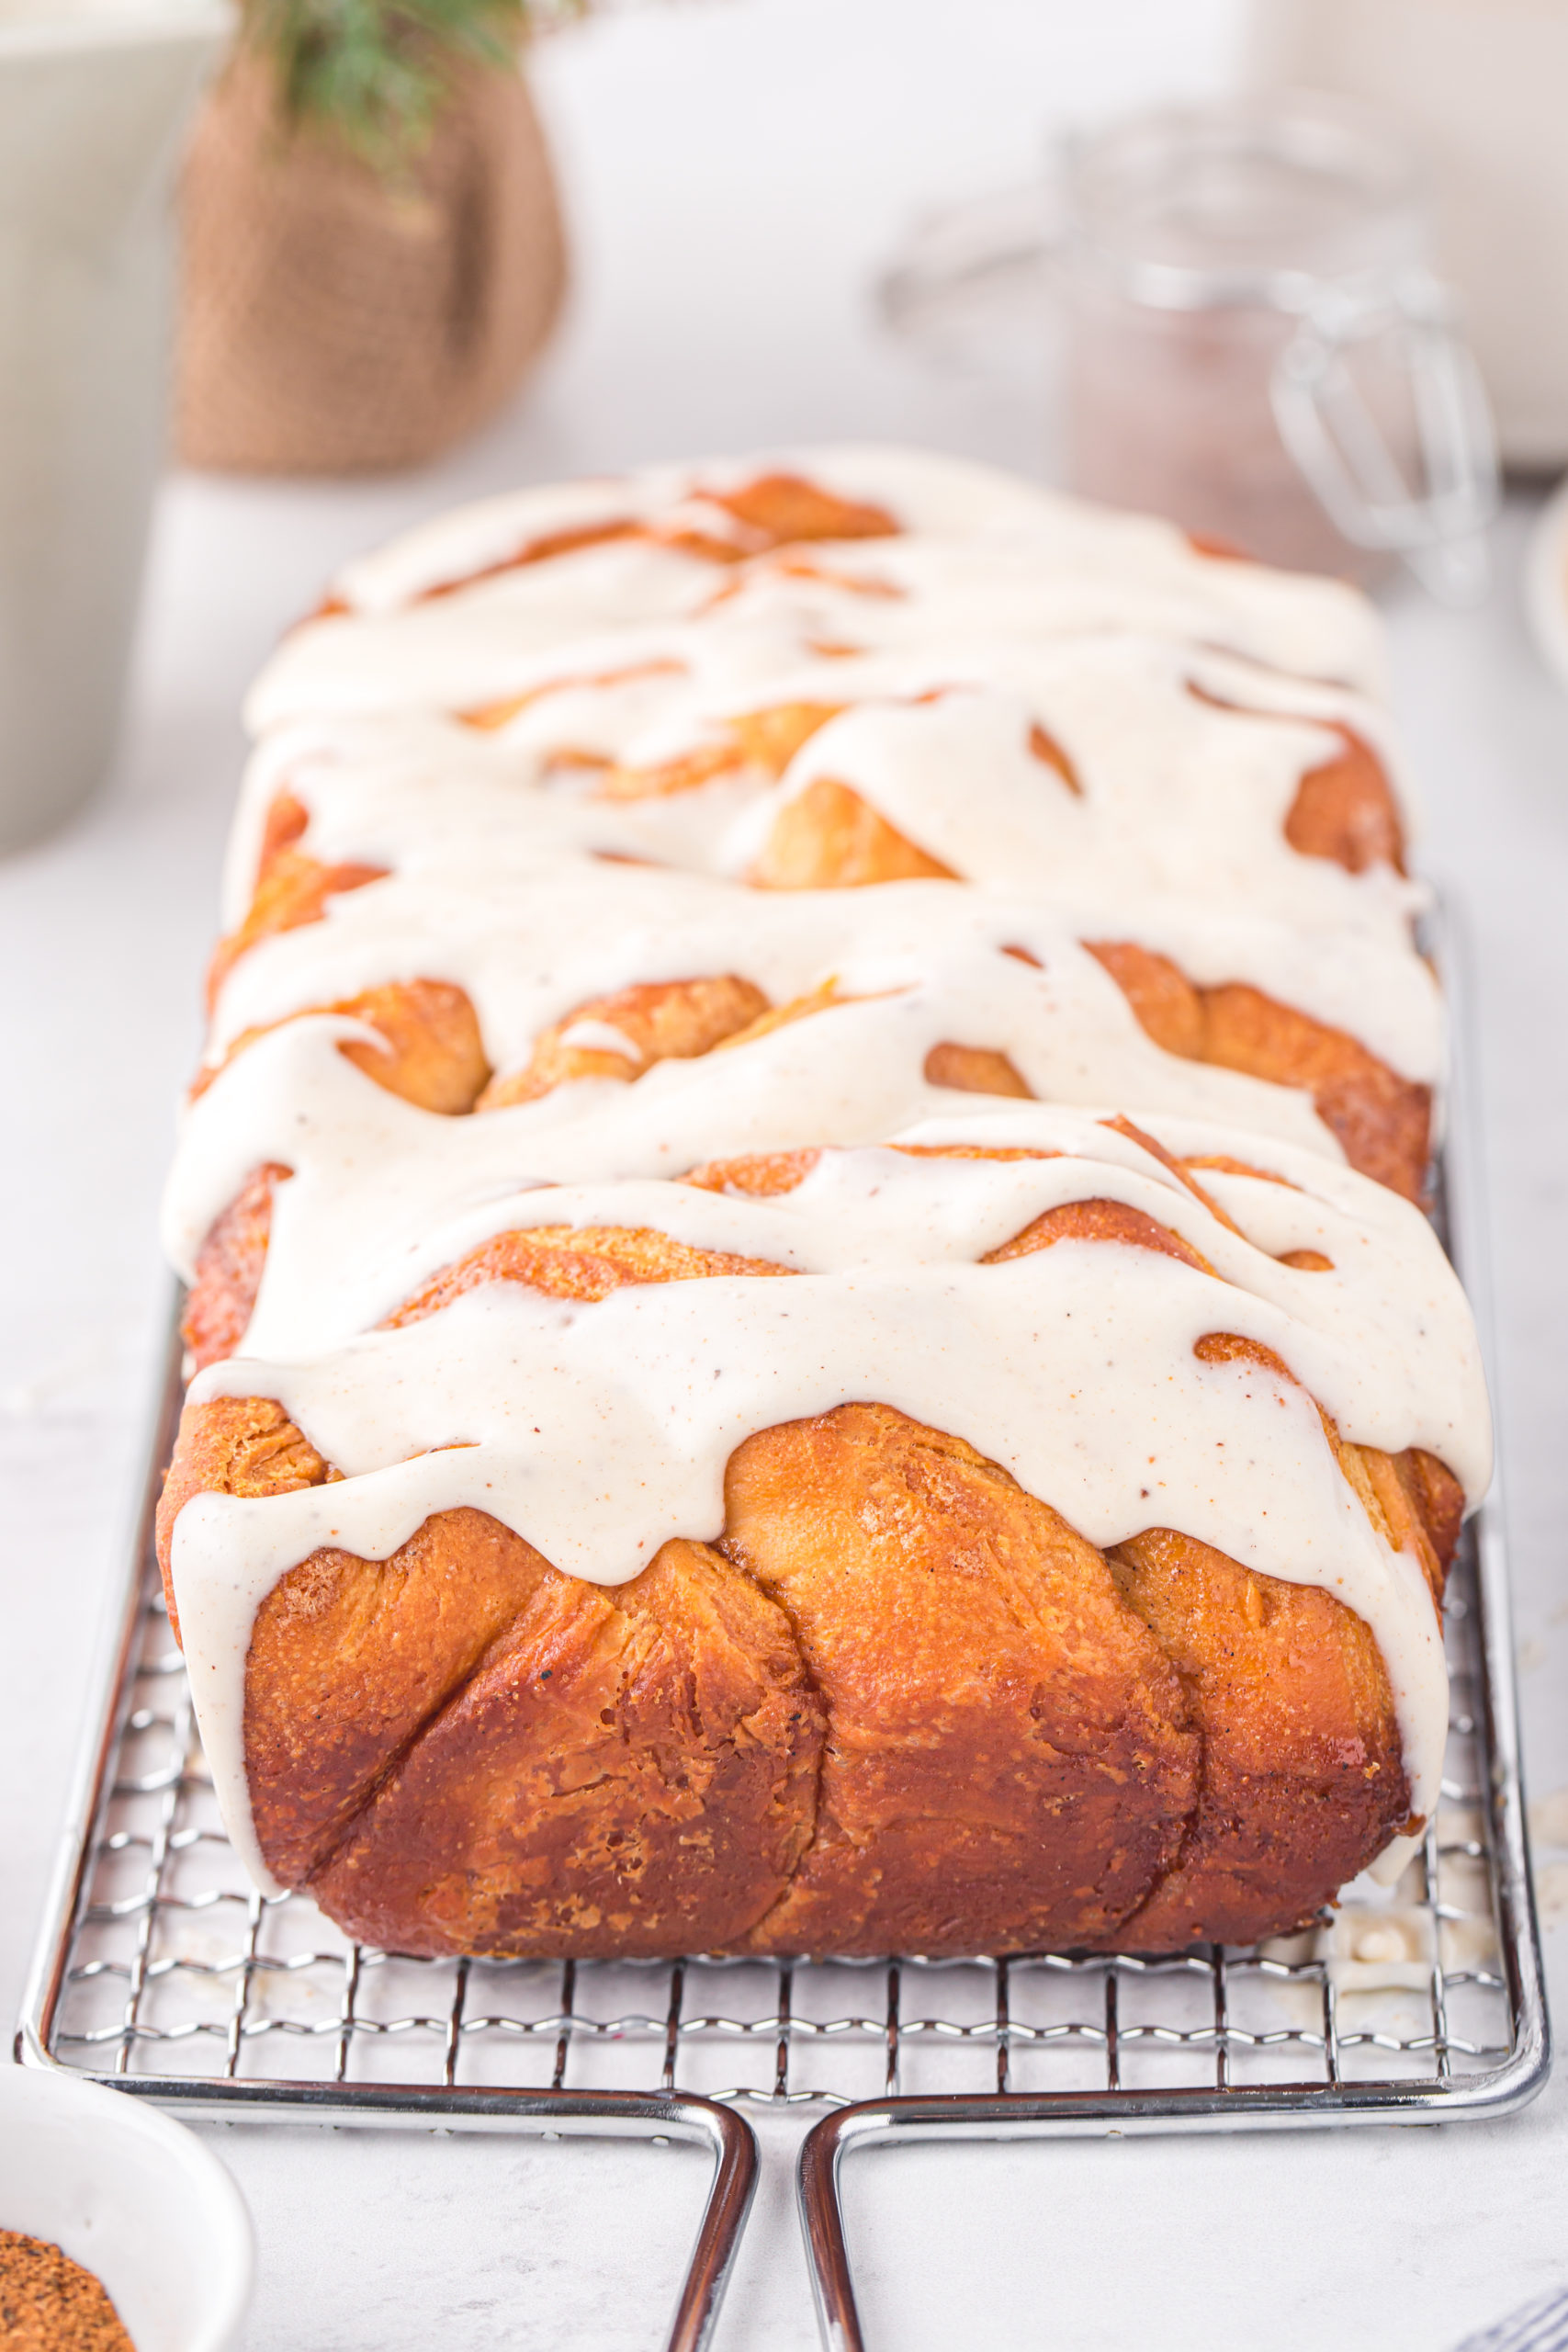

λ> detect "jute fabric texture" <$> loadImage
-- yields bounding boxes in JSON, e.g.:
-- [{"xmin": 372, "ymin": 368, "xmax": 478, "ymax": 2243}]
[{"xmin": 177, "ymin": 50, "xmax": 567, "ymax": 474}]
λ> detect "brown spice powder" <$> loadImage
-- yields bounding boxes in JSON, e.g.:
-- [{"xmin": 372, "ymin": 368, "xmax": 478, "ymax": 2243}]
[{"xmin": 0, "ymin": 2231, "xmax": 135, "ymax": 2349}]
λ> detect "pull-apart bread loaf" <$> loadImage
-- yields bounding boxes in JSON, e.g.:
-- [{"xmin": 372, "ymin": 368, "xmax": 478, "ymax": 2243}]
[{"xmin": 158, "ymin": 447, "xmax": 1488, "ymax": 1960}]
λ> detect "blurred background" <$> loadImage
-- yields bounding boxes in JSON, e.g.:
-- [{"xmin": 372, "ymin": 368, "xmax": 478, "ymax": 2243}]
[{"xmin": 6, "ymin": 1, "xmax": 1568, "ymax": 2344}]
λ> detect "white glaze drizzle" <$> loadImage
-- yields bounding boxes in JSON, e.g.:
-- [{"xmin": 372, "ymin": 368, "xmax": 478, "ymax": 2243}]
[
  {"xmin": 173, "ymin": 1229, "xmax": 1457, "ymax": 1895},
  {"xmin": 248, "ymin": 524, "xmax": 1385, "ymax": 741},
  {"xmin": 164, "ymin": 446, "xmax": 1483, "ymax": 1906},
  {"xmin": 722, "ymin": 642, "xmax": 1422, "ymax": 939},
  {"xmin": 310, "ymin": 444, "xmax": 1383, "ymax": 679},
  {"xmin": 215, "ymin": 737, "xmax": 1440, "ymax": 1098},
  {"xmin": 175, "ymin": 965, "xmax": 1351, "ymax": 1298},
  {"xmin": 227, "ymin": 625, "xmax": 1424, "ymax": 956},
  {"xmin": 198, "ymin": 856, "xmax": 1439, "ymax": 1142},
  {"xmin": 166, "ymin": 1082, "xmax": 1486, "ymax": 1890},
  {"xmin": 175, "ymin": 1073, "xmax": 1491, "ymax": 1489}
]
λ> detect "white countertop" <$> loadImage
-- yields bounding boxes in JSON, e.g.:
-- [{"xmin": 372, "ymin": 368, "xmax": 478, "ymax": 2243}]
[{"xmin": 4, "ymin": 0, "xmax": 1567, "ymax": 2343}]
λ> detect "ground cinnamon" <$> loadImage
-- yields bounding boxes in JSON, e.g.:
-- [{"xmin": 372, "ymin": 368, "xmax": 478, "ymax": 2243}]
[{"xmin": 0, "ymin": 2231, "xmax": 134, "ymax": 2349}]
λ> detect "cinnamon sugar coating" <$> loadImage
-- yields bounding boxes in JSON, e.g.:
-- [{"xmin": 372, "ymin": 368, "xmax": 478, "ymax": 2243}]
[{"xmin": 0, "ymin": 2232, "xmax": 134, "ymax": 2351}]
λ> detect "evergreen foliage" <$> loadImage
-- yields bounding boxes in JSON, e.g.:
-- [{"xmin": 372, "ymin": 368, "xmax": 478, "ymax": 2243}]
[{"xmin": 243, "ymin": 0, "xmax": 581, "ymax": 168}]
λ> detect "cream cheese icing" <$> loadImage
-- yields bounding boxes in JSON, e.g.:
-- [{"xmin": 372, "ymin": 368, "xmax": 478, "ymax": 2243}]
[
  {"xmin": 229, "ymin": 626, "xmax": 1423, "ymax": 950},
  {"xmin": 164, "ymin": 443, "xmax": 1483, "ymax": 1912},
  {"xmin": 173, "ymin": 1214, "xmax": 1459, "ymax": 1894},
  {"xmin": 311, "ymin": 444, "xmax": 1383, "ymax": 678},
  {"xmin": 197, "ymin": 857, "xmax": 1439, "ymax": 1125},
  {"xmin": 165, "ymin": 1091, "xmax": 1484, "ymax": 1891}
]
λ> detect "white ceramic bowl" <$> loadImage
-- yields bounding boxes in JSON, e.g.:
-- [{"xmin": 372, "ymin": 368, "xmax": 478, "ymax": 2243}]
[{"xmin": 0, "ymin": 2065, "xmax": 253, "ymax": 2352}]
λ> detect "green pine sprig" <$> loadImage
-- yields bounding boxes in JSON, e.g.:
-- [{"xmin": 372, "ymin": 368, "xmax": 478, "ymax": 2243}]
[{"xmin": 243, "ymin": 0, "xmax": 581, "ymax": 173}]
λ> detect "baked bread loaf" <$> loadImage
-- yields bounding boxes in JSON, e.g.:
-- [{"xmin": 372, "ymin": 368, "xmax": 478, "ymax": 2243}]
[{"xmin": 158, "ymin": 447, "xmax": 1487, "ymax": 1960}]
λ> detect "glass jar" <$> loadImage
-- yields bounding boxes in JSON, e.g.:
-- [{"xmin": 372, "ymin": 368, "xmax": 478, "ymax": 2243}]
[{"xmin": 881, "ymin": 91, "xmax": 1498, "ymax": 596}]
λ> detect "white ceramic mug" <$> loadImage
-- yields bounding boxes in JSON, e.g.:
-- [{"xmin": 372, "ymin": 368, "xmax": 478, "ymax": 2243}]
[
  {"xmin": 1247, "ymin": 0, "xmax": 1568, "ymax": 470},
  {"xmin": 0, "ymin": 0, "xmax": 229, "ymax": 856}
]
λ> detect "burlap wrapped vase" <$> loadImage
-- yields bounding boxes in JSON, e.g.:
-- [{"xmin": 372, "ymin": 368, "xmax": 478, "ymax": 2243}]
[{"xmin": 176, "ymin": 48, "xmax": 567, "ymax": 473}]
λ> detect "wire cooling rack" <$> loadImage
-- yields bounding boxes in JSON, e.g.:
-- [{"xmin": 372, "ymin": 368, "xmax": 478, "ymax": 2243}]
[
  {"xmin": 15, "ymin": 1361, "xmax": 1551, "ymax": 2352},
  {"xmin": 16, "ymin": 975, "xmax": 1551, "ymax": 2352}
]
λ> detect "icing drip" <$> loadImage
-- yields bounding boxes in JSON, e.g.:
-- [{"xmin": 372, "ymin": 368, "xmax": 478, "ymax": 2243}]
[
  {"xmin": 163, "ymin": 444, "xmax": 1484, "ymax": 1906},
  {"xmin": 175, "ymin": 1230, "xmax": 1456, "ymax": 1894},
  {"xmin": 213, "ymin": 752, "xmax": 1439, "ymax": 1075},
  {"xmin": 303, "ymin": 445, "xmax": 1383, "ymax": 682}
]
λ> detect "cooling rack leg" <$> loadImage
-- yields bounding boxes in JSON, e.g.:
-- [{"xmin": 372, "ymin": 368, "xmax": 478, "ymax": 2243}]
[
  {"xmin": 667, "ymin": 2097, "xmax": 761, "ymax": 2352},
  {"xmin": 6, "ymin": 2076, "xmax": 760, "ymax": 2352},
  {"xmin": 797, "ymin": 2108, "xmax": 873, "ymax": 2352}
]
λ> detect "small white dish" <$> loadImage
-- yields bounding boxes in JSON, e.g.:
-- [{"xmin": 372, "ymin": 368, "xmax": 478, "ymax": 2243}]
[
  {"xmin": 0, "ymin": 2064, "xmax": 253, "ymax": 2351},
  {"xmin": 1525, "ymin": 471, "xmax": 1568, "ymax": 690}
]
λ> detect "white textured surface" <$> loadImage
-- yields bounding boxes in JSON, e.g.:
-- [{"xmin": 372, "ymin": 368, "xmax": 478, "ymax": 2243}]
[{"xmin": 3, "ymin": 0, "xmax": 1567, "ymax": 2345}]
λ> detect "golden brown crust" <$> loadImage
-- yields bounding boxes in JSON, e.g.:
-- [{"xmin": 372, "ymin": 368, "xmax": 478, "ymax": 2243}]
[
  {"xmin": 333, "ymin": 979, "xmax": 491, "ymax": 1113},
  {"xmin": 1084, "ymin": 939, "xmax": 1208, "ymax": 1060},
  {"xmin": 1285, "ymin": 729, "xmax": 1405, "ymax": 876},
  {"xmin": 155, "ymin": 1393, "xmax": 333, "ymax": 1640},
  {"xmin": 1028, "ymin": 722, "xmax": 1080, "ymax": 790},
  {"xmin": 183, "ymin": 1163, "xmax": 292, "ymax": 1373},
  {"xmin": 386, "ymin": 1223, "xmax": 793, "ymax": 1321},
  {"xmin": 984, "ymin": 1194, "xmax": 1213, "ymax": 1272},
  {"xmin": 1085, "ymin": 941, "xmax": 1431, "ymax": 1201},
  {"xmin": 1396, "ymin": 1448, "xmax": 1466, "ymax": 1576},
  {"xmin": 1104, "ymin": 1526, "xmax": 1411, "ymax": 1949},
  {"xmin": 477, "ymin": 975, "xmax": 769, "ymax": 1111},
  {"xmin": 711, "ymin": 473, "xmax": 898, "ymax": 546},
  {"xmin": 1201, "ymin": 982, "xmax": 1431, "ymax": 1202},
  {"xmin": 1096, "ymin": 1114, "xmax": 1243, "ymax": 1233},
  {"xmin": 721, "ymin": 1404, "xmax": 1201, "ymax": 1953},
  {"xmin": 159, "ymin": 1365, "xmax": 1457, "ymax": 1958},
  {"xmin": 155, "ymin": 1396, "xmax": 820, "ymax": 1953},
  {"xmin": 197, "ymin": 978, "xmax": 491, "ymax": 1117},
  {"xmin": 588, "ymin": 699, "xmax": 848, "ymax": 802},
  {"xmin": 922, "ymin": 1041, "xmax": 1033, "ymax": 1098},
  {"xmin": 206, "ymin": 806, "xmax": 388, "ymax": 1005},
  {"xmin": 682, "ymin": 1148, "xmax": 826, "ymax": 1196},
  {"xmin": 416, "ymin": 472, "xmax": 897, "ymax": 609},
  {"xmin": 727, "ymin": 700, "xmax": 846, "ymax": 777},
  {"xmin": 592, "ymin": 741, "xmax": 746, "ymax": 801},
  {"xmin": 305, "ymin": 1535, "xmax": 826, "ymax": 1956},
  {"xmin": 1186, "ymin": 688, "xmax": 1406, "ymax": 876},
  {"xmin": 245, "ymin": 1507, "xmax": 556, "ymax": 1892},
  {"xmin": 751, "ymin": 775, "xmax": 956, "ymax": 888},
  {"xmin": 184, "ymin": 981, "xmax": 492, "ymax": 1366}
]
